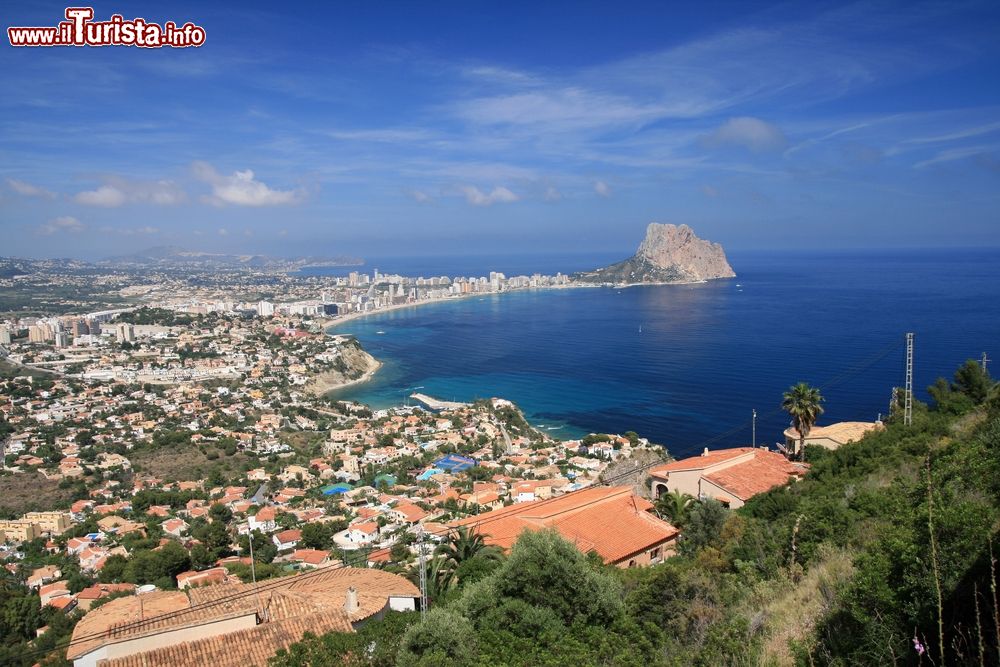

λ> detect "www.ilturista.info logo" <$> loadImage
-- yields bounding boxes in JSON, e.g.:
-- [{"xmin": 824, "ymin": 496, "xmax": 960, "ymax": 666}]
[{"xmin": 8, "ymin": 7, "xmax": 206, "ymax": 48}]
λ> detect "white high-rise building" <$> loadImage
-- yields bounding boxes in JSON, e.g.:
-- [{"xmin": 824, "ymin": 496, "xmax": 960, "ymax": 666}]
[{"xmin": 257, "ymin": 301, "xmax": 275, "ymax": 317}]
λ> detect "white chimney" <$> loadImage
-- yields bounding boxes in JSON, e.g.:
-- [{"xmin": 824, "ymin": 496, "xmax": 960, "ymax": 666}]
[{"xmin": 344, "ymin": 586, "xmax": 359, "ymax": 614}]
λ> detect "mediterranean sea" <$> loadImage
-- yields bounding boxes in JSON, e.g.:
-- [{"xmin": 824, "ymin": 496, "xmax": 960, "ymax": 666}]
[{"xmin": 320, "ymin": 249, "xmax": 1000, "ymax": 459}]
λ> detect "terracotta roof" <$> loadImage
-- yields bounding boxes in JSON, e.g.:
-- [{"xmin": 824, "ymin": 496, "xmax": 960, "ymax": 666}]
[
  {"xmin": 451, "ymin": 486, "xmax": 678, "ymax": 564},
  {"xmin": 702, "ymin": 450, "xmax": 808, "ymax": 501},
  {"xmin": 782, "ymin": 421, "xmax": 882, "ymax": 445},
  {"xmin": 274, "ymin": 529, "xmax": 301, "ymax": 544},
  {"xmin": 649, "ymin": 448, "xmax": 755, "ymax": 476},
  {"xmin": 254, "ymin": 506, "xmax": 276, "ymax": 521},
  {"xmin": 291, "ymin": 549, "xmax": 332, "ymax": 566},
  {"xmin": 76, "ymin": 583, "xmax": 136, "ymax": 600},
  {"xmin": 68, "ymin": 568, "xmax": 418, "ymax": 665}
]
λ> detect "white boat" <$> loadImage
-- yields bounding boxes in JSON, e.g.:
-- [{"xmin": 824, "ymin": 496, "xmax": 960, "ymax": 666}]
[{"xmin": 376, "ymin": 330, "xmax": 386, "ymax": 335}]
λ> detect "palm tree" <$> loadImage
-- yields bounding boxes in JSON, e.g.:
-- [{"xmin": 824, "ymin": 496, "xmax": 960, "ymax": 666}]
[
  {"xmin": 654, "ymin": 489, "xmax": 695, "ymax": 528},
  {"xmin": 782, "ymin": 382, "xmax": 825, "ymax": 461},
  {"xmin": 437, "ymin": 525, "xmax": 501, "ymax": 566}
]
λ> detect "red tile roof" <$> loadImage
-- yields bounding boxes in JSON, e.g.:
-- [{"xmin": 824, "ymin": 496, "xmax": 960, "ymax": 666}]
[
  {"xmin": 451, "ymin": 486, "xmax": 678, "ymax": 564},
  {"xmin": 702, "ymin": 450, "xmax": 808, "ymax": 501},
  {"xmin": 68, "ymin": 568, "xmax": 419, "ymax": 666},
  {"xmin": 649, "ymin": 447, "xmax": 755, "ymax": 475}
]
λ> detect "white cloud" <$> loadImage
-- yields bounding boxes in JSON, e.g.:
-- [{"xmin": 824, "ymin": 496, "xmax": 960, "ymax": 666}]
[
  {"xmin": 193, "ymin": 161, "xmax": 301, "ymax": 206},
  {"xmin": 543, "ymin": 186, "xmax": 562, "ymax": 202},
  {"xmin": 217, "ymin": 228, "xmax": 229, "ymax": 236},
  {"xmin": 460, "ymin": 185, "xmax": 519, "ymax": 206},
  {"xmin": 593, "ymin": 181, "xmax": 612, "ymax": 197},
  {"xmin": 7, "ymin": 178, "xmax": 55, "ymax": 199},
  {"xmin": 75, "ymin": 185, "xmax": 127, "ymax": 207},
  {"xmin": 37, "ymin": 216, "xmax": 84, "ymax": 235},
  {"xmin": 74, "ymin": 177, "xmax": 185, "ymax": 207},
  {"xmin": 701, "ymin": 185, "xmax": 719, "ymax": 198},
  {"xmin": 703, "ymin": 117, "xmax": 787, "ymax": 152}
]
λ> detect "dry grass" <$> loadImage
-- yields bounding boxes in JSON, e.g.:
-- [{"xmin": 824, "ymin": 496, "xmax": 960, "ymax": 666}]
[
  {"xmin": 131, "ymin": 446, "xmax": 253, "ymax": 483},
  {"xmin": 0, "ymin": 471, "xmax": 77, "ymax": 516},
  {"xmin": 751, "ymin": 547, "xmax": 856, "ymax": 666}
]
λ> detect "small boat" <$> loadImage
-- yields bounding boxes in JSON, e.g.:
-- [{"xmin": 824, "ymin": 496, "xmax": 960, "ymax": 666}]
[{"xmin": 375, "ymin": 330, "xmax": 386, "ymax": 335}]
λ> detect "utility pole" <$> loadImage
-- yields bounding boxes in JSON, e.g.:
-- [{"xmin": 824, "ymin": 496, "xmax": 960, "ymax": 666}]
[
  {"xmin": 752, "ymin": 409, "xmax": 757, "ymax": 448},
  {"xmin": 982, "ymin": 352, "xmax": 991, "ymax": 374},
  {"xmin": 417, "ymin": 527, "xmax": 428, "ymax": 620},
  {"xmin": 904, "ymin": 333, "xmax": 914, "ymax": 427},
  {"xmin": 247, "ymin": 522, "xmax": 262, "ymax": 618}
]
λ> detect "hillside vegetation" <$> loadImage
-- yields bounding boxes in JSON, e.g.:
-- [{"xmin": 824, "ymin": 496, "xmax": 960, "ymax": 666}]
[{"xmin": 276, "ymin": 360, "xmax": 999, "ymax": 665}]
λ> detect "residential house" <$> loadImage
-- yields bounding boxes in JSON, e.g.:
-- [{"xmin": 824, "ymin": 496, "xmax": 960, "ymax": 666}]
[
  {"xmin": 449, "ymin": 486, "xmax": 679, "ymax": 568},
  {"xmin": 648, "ymin": 447, "xmax": 808, "ymax": 509},
  {"xmin": 272, "ymin": 529, "xmax": 301, "ymax": 551},
  {"xmin": 66, "ymin": 568, "xmax": 420, "ymax": 667}
]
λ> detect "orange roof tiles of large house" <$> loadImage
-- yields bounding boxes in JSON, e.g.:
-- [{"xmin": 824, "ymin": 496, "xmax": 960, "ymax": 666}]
[
  {"xmin": 274, "ymin": 529, "xmax": 301, "ymax": 544},
  {"xmin": 255, "ymin": 506, "xmax": 276, "ymax": 521},
  {"xmin": 450, "ymin": 486, "xmax": 678, "ymax": 564},
  {"xmin": 68, "ymin": 568, "xmax": 419, "ymax": 666},
  {"xmin": 702, "ymin": 450, "xmax": 807, "ymax": 501},
  {"xmin": 649, "ymin": 447, "xmax": 756, "ymax": 475}
]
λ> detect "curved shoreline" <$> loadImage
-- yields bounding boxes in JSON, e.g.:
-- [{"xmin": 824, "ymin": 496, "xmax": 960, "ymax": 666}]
[
  {"xmin": 315, "ymin": 278, "xmax": 729, "ymax": 394},
  {"xmin": 318, "ymin": 277, "xmax": 725, "ymax": 333}
]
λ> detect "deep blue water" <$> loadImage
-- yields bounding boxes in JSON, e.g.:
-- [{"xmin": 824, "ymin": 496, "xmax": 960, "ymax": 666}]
[{"xmin": 325, "ymin": 250, "xmax": 1000, "ymax": 459}]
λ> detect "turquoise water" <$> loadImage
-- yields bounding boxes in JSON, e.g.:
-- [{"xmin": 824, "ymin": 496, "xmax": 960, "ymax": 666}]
[{"xmin": 326, "ymin": 250, "xmax": 1000, "ymax": 458}]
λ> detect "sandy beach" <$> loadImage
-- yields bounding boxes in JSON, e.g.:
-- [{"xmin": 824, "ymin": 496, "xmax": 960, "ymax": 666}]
[{"xmin": 318, "ymin": 283, "xmax": 603, "ymax": 333}]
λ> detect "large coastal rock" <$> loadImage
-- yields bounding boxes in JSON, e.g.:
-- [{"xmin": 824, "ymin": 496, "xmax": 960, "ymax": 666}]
[{"xmin": 575, "ymin": 223, "xmax": 735, "ymax": 284}]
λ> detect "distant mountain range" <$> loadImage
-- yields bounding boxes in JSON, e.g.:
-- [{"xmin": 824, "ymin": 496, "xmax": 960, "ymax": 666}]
[
  {"xmin": 98, "ymin": 246, "xmax": 364, "ymax": 270},
  {"xmin": 0, "ymin": 247, "xmax": 363, "ymax": 274},
  {"xmin": 574, "ymin": 223, "xmax": 735, "ymax": 284}
]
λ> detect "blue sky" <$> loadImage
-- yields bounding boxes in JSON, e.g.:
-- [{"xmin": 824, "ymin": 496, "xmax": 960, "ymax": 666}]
[{"xmin": 2, "ymin": 0, "xmax": 999, "ymax": 260}]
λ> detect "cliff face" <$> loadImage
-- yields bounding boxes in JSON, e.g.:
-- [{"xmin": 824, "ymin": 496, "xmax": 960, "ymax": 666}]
[
  {"xmin": 575, "ymin": 223, "xmax": 735, "ymax": 284},
  {"xmin": 303, "ymin": 339, "xmax": 381, "ymax": 395}
]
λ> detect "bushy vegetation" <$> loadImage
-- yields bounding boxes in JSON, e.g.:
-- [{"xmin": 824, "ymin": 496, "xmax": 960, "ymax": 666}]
[{"xmin": 275, "ymin": 360, "xmax": 1000, "ymax": 665}]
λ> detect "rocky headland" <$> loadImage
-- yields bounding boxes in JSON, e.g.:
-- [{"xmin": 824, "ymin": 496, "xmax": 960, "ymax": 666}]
[{"xmin": 575, "ymin": 223, "xmax": 736, "ymax": 284}]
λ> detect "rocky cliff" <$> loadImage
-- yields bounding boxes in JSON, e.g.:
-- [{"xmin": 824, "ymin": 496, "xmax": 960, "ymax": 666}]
[
  {"xmin": 303, "ymin": 339, "xmax": 381, "ymax": 396},
  {"xmin": 575, "ymin": 223, "xmax": 735, "ymax": 284}
]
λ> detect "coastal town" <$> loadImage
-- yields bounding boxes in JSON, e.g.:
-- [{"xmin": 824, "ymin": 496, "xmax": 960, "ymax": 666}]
[{"xmin": 0, "ymin": 259, "xmax": 886, "ymax": 666}]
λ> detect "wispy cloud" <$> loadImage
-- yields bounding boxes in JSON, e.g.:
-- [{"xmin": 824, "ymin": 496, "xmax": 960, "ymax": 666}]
[
  {"xmin": 37, "ymin": 216, "xmax": 84, "ymax": 235},
  {"xmin": 593, "ymin": 181, "xmax": 612, "ymax": 197},
  {"xmin": 7, "ymin": 178, "xmax": 55, "ymax": 199},
  {"xmin": 73, "ymin": 176, "xmax": 185, "ymax": 207},
  {"xmin": 702, "ymin": 117, "xmax": 787, "ymax": 152}
]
